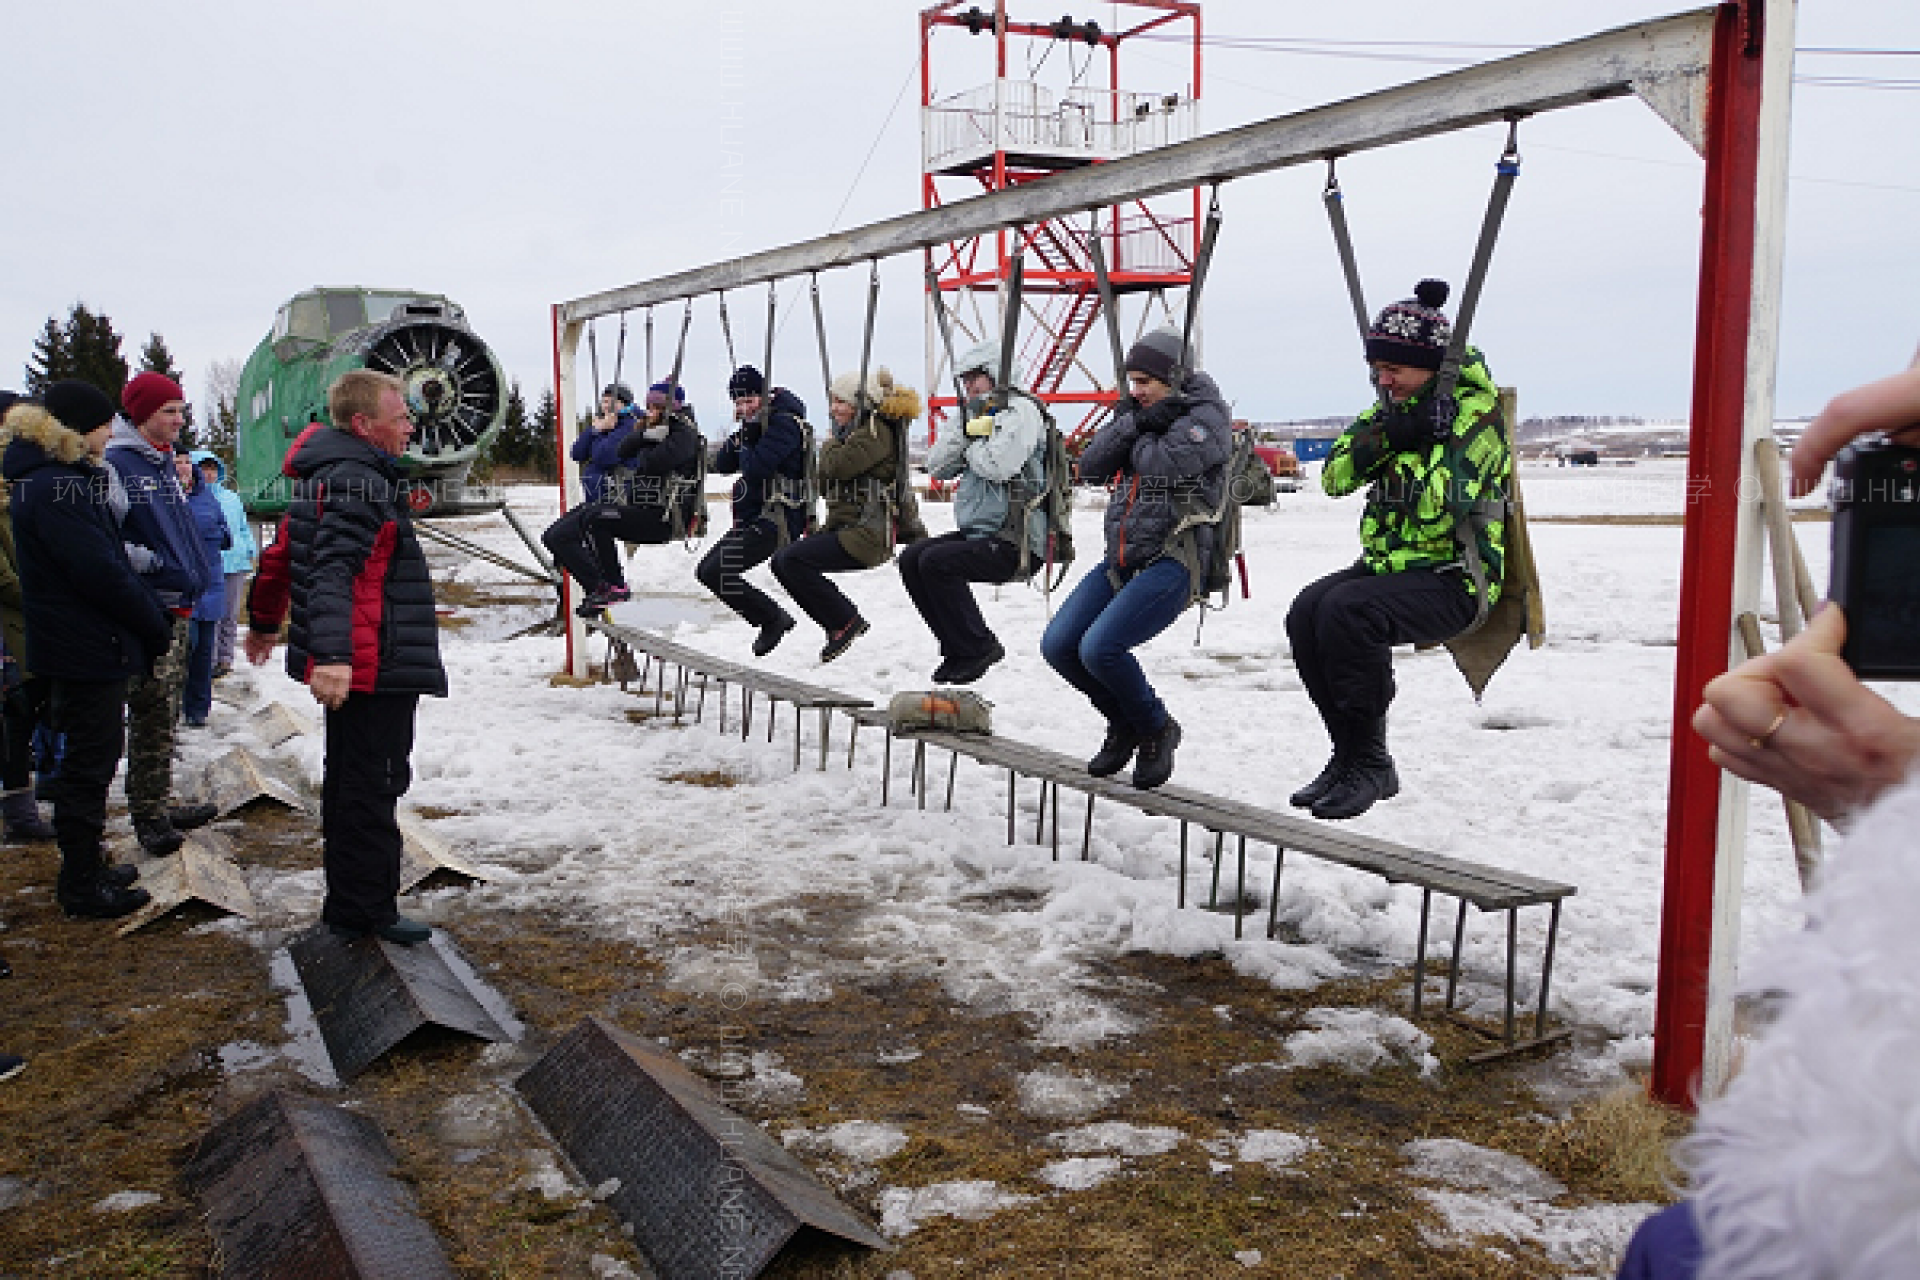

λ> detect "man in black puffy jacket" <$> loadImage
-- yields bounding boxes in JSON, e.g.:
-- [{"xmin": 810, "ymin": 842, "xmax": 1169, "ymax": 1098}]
[
  {"xmin": 2, "ymin": 382, "xmax": 173, "ymax": 919},
  {"xmin": 249, "ymin": 370, "xmax": 447, "ymax": 945}
]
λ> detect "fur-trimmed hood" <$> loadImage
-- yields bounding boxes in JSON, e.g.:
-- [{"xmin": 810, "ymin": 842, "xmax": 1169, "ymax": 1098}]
[
  {"xmin": 954, "ymin": 338, "xmax": 1024, "ymax": 391},
  {"xmin": 0, "ymin": 402, "xmax": 93, "ymax": 467}
]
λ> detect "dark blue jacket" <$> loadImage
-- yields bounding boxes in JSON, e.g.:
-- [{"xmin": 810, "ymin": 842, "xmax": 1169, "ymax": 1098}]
[
  {"xmin": 104, "ymin": 418, "xmax": 212, "ymax": 610},
  {"xmin": 184, "ymin": 472, "xmax": 232, "ymax": 622},
  {"xmin": 1, "ymin": 404, "xmax": 173, "ymax": 680},
  {"xmin": 571, "ymin": 407, "xmax": 638, "ymax": 504},
  {"xmin": 1615, "ymin": 1203, "xmax": 1701, "ymax": 1280},
  {"xmin": 711, "ymin": 386, "xmax": 808, "ymax": 539}
]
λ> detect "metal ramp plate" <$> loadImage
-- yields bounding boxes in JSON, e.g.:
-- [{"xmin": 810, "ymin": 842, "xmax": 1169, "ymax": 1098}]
[
  {"xmin": 198, "ymin": 746, "xmax": 316, "ymax": 817},
  {"xmin": 397, "ymin": 814, "xmax": 486, "ymax": 894},
  {"xmin": 115, "ymin": 830, "xmax": 258, "ymax": 936},
  {"xmin": 251, "ymin": 700, "xmax": 316, "ymax": 748},
  {"xmin": 516, "ymin": 1017, "xmax": 891, "ymax": 1278},
  {"xmin": 289, "ymin": 926, "xmax": 512, "ymax": 1081},
  {"xmin": 186, "ymin": 1089, "xmax": 456, "ymax": 1280}
]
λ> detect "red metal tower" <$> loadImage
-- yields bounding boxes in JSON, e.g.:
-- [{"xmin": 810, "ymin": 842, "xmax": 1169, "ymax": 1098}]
[{"xmin": 920, "ymin": 1, "xmax": 1203, "ymax": 446}]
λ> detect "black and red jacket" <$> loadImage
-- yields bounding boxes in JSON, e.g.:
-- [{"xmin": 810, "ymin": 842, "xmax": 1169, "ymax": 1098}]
[{"xmin": 249, "ymin": 426, "xmax": 446, "ymax": 698}]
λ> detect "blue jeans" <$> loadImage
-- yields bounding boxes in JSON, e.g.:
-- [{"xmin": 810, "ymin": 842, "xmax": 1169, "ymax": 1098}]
[{"xmin": 1041, "ymin": 557, "xmax": 1190, "ymax": 735}]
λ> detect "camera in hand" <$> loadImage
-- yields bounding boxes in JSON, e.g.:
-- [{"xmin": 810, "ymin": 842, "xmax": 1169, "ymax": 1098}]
[{"xmin": 1830, "ymin": 438, "xmax": 1920, "ymax": 679}]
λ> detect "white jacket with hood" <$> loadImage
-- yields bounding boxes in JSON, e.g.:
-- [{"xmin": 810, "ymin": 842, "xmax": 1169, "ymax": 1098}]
[{"xmin": 926, "ymin": 338, "xmax": 1046, "ymax": 558}]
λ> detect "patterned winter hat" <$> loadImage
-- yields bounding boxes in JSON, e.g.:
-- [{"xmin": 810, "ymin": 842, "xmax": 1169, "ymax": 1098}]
[{"xmin": 1364, "ymin": 279, "xmax": 1452, "ymax": 371}]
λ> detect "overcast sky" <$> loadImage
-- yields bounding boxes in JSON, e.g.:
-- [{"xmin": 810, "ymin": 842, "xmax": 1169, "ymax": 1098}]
[{"xmin": 4, "ymin": 0, "xmax": 1915, "ymax": 425}]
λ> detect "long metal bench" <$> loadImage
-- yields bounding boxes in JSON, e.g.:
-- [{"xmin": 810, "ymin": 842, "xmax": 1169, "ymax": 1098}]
[
  {"xmin": 584, "ymin": 620, "xmax": 871, "ymax": 770},
  {"xmin": 887, "ymin": 725, "xmax": 1574, "ymax": 1062}
]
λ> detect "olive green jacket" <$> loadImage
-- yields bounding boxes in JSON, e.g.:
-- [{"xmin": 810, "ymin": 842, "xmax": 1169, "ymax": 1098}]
[{"xmin": 819, "ymin": 385, "xmax": 923, "ymax": 567}]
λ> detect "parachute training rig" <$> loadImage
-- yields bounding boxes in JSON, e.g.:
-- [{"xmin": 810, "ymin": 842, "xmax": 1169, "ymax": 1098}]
[
  {"xmin": 234, "ymin": 288, "xmax": 509, "ymax": 518},
  {"xmin": 234, "ymin": 287, "xmax": 562, "ymax": 602}
]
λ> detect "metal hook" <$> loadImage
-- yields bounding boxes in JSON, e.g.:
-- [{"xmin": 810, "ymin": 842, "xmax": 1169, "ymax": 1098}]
[
  {"xmin": 1501, "ymin": 116, "xmax": 1524, "ymax": 166},
  {"xmin": 1323, "ymin": 155, "xmax": 1342, "ymax": 196}
]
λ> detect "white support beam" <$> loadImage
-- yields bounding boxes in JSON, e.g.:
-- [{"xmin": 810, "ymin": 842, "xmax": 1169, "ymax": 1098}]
[{"xmin": 560, "ymin": 8, "xmax": 1715, "ymax": 322}]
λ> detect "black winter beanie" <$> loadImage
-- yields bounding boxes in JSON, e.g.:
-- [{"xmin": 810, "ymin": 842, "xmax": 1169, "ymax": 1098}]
[
  {"xmin": 1124, "ymin": 326, "xmax": 1188, "ymax": 385},
  {"xmin": 1364, "ymin": 279, "xmax": 1452, "ymax": 371},
  {"xmin": 44, "ymin": 381, "xmax": 116, "ymax": 433},
  {"xmin": 728, "ymin": 366, "xmax": 766, "ymax": 398}
]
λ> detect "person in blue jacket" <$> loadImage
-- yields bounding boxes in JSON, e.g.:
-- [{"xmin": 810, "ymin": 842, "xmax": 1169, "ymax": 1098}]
[
  {"xmin": 700, "ymin": 366, "xmax": 816, "ymax": 657},
  {"xmin": 2, "ymin": 383, "xmax": 172, "ymax": 919},
  {"xmin": 176, "ymin": 449, "xmax": 231, "ymax": 728},
  {"xmin": 106, "ymin": 373, "xmax": 218, "ymax": 855},
  {"xmin": 190, "ymin": 449, "xmax": 256, "ymax": 678},
  {"xmin": 571, "ymin": 382, "xmax": 639, "ymax": 505}
]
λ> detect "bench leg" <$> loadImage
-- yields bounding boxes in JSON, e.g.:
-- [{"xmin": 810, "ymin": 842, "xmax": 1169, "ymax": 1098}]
[
  {"xmin": 1445, "ymin": 899, "xmax": 1469, "ymax": 1012},
  {"xmin": 654, "ymin": 655, "xmax": 666, "ymax": 716},
  {"xmin": 880, "ymin": 729, "xmax": 892, "ymax": 806},
  {"xmin": 847, "ymin": 715, "xmax": 859, "ymax": 770},
  {"xmin": 1503, "ymin": 908, "xmax": 1518, "ymax": 1047},
  {"xmin": 1266, "ymin": 847, "xmax": 1286, "ymax": 941},
  {"xmin": 914, "ymin": 741, "xmax": 928, "ymax": 809},
  {"xmin": 945, "ymin": 752, "xmax": 958, "ymax": 810},
  {"xmin": 793, "ymin": 705, "xmax": 802, "ymax": 771},
  {"xmin": 1034, "ymin": 778, "xmax": 1047, "ymax": 845},
  {"xmin": 1050, "ymin": 783, "xmax": 1059, "ymax": 861},
  {"xmin": 1006, "ymin": 769, "xmax": 1016, "ymax": 845},
  {"xmin": 1207, "ymin": 832, "xmax": 1224, "ymax": 909},
  {"xmin": 768, "ymin": 695, "xmax": 778, "ymax": 744},
  {"xmin": 1535, "ymin": 899, "xmax": 1563, "ymax": 1040},
  {"xmin": 1178, "ymin": 822, "xmax": 1188, "ymax": 908},
  {"xmin": 1412, "ymin": 889, "xmax": 1432, "ymax": 1019},
  {"xmin": 1081, "ymin": 793, "xmax": 1096, "ymax": 862},
  {"xmin": 673, "ymin": 668, "xmax": 688, "ymax": 725},
  {"xmin": 1234, "ymin": 835, "xmax": 1247, "ymax": 941},
  {"xmin": 818, "ymin": 708, "xmax": 831, "ymax": 772},
  {"xmin": 637, "ymin": 651, "xmax": 650, "ymax": 692}
]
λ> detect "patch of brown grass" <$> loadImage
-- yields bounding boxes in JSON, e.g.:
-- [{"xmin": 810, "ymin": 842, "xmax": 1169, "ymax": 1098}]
[
  {"xmin": 663, "ymin": 769, "xmax": 742, "ymax": 789},
  {"xmin": 1510, "ymin": 1083, "xmax": 1690, "ymax": 1204}
]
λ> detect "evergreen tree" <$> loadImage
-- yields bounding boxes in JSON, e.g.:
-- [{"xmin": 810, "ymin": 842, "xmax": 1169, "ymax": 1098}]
[
  {"xmin": 65, "ymin": 305, "xmax": 129, "ymax": 402},
  {"xmin": 23, "ymin": 303, "xmax": 127, "ymax": 400},
  {"xmin": 23, "ymin": 317, "xmax": 71, "ymax": 395},
  {"xmin": 530, "ymin": 387, "xmax": 559, "ymax": 481}
]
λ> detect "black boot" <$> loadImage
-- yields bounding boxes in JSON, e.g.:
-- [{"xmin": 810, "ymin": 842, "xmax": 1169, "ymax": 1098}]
[
  {"xmin": 1131, "ymin": 716, "xmax": 1182, "ymax": 791},
  {"xmin": 57, "ymin": 844, "xmax": 150, "ymax": 919},
  {"xmin": 133, "ymin": 815, "xmax": 184, "ymax": 857},
  {"xmin": 1085, "ymin": 723, "xmax": 1140, "ymax": 778},
  {"xmin": 1311, "ymin": 716, "xmax": 1400, "ymax": 821},
  {"xmin": 167, "ymin": 803, "xmax": 219, "ymax": 831},
  {"xmin": 752, "ymin": 611, "xmax": 796, "ymax": 658},
  {"xmin": 1289, "ymin": 721, "xmax": 1350, "ymax": 809}
]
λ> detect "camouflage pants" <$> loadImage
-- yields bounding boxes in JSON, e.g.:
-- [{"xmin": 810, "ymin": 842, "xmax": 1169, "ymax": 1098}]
[{"xmin": 124, "ymin": 615, "xmax": 189, "ymax": 822}]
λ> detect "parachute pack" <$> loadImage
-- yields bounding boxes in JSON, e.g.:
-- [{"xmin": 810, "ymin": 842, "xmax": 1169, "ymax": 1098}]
[{"xmin": 997, "ymin": 387, "xmax": 1076, "ymax": 591}]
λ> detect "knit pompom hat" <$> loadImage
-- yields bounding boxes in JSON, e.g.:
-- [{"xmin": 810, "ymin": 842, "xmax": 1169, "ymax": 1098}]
[
  {"xmin": 829, "ymin": 366, "xmax": 894, "ymax": 408},
  {"xmin": 1364, "ymin": 279, "xmax": 1452, "ymax": 371}
]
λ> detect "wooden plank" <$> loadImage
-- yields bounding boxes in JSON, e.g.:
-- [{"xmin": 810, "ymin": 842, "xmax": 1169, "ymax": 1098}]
[{"xmin": 560, "ymin": 10, "xmax": 1714, "ymax": 320}]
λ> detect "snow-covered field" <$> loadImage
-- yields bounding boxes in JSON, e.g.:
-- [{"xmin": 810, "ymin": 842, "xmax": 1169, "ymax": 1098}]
[{"xmin": 209, "ymin": 459, "xmax": 1895, "ymax": 1263}]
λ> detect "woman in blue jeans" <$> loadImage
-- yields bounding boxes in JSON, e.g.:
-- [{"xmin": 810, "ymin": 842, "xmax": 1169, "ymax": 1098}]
[{"xmin": 1042, "ymin": 328, "xmax": 1231, "ymax": 790}]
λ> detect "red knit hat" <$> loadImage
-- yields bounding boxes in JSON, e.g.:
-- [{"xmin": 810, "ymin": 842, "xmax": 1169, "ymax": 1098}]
[{"xmin": 121, "ymin": 371, "xmax": 186, "ymax": 426}]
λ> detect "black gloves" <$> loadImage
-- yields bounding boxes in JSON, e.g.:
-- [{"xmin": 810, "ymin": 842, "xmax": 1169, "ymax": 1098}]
[
  {"xmin": 1133, "ymin": 394, "xmax": 1187, "ymax": 435},
  {"xmin": 1380, "ymin": 392, "xmax": 1456, "ymax": 452}
]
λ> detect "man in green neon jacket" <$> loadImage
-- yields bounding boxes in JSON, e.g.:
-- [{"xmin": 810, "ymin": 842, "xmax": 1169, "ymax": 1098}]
[{"xmin": 1286, "ymin": 279, "xmax": 1511, "ymax": 820}]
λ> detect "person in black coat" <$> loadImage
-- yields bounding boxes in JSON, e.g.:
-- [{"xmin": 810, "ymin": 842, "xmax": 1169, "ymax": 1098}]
[
  {"xmin": 700, "ymin": 366, "xmax": 813, "ymax": 656},
  {"xmin": 1, "ymin": 383, "xmax": 172, "ymax": 919},
  {"xmin": 246, "ymin": 370, "xmax": 447, "ymax": 945},
  {"xmin": 541, "ymin": 381, "xmax": 703, "ymax": 615}
]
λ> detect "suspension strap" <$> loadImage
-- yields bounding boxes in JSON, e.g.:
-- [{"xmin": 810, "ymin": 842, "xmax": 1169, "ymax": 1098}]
[
  {"xmin": 1321, "ymin": 157, "xmax": 1373, "ymax": 344},
  {"xmin": 612, "ymin": 312, "xmax": 628, "ymax": 390},
  {"xmin": 718, "ymin": 289, "xmax": 737, "ymax": 369},
  {"xmin": 994, "ymin": 242, "xmax": 1026, "ymax": 412},
  {"xmin": 1437, "ymin": 118, "xmax": 1523, "ymax": 402},
  {"xmin": 1167, "ymin": 188, "xmax": 1223, "ymax": 392},
  {"xmin": 661, "ymin": 299, "xmax": 694, "ymax": 405},
  {"xmin": 1439, "ymin": 118, "xmax": 1524, "ymax": 636},
  {"xmin": 925, "ymin": 264, "xmax": 969, "ymax": 412},
  {"xmin": 856, "ymin": 261, "xmax": 880, "ymax": 418},
  {"xmin": 809, "ymin": 273, "xmax": 833, "ymax": 406},
  {"xmin": 645, "ymin": 307, "xmax": 655, "ymax": 386},
  {"xmin": 587, "ymin": 322, "xmax": 601, "ymax": 401},
  {"xmin": 757, "ymin": 280, "xmax": 779, "ymax": 433},
  {"xmin": 1086, "ymin": 213, "xmax": 1127, "ymax": 398}
]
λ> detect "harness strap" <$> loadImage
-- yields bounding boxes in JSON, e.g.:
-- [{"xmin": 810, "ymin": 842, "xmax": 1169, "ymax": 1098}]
[
  {"xmin": 1166, "ymin": 188, "xmax": 1223, "ymax": 392},
  {"xmin": 644, "ymin": 307, "xmax": 654, "ymax": 386},
  {"xmin": 1321, "ymin": 159, "xmax": 1373, "ymax": 345},
  {"xmin": 613, "ymin": 311, "xmax": 627, "ymax": 390},
  {"xmin": 809, "ymin": 273, "xmax": 833, "ymax": 408},
  {"xmin": 925, "ymin": 263, "xmax": 971, "ymax": 412},
  {"xmin": 718, "ymin": 289, "xmax": 737, "ymax": 369}
]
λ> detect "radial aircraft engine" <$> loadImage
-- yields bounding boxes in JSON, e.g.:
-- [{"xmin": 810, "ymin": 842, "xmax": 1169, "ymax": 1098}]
[{"xmin": 234, "ymin": 287, "xmax": 507, "ymax": 517}]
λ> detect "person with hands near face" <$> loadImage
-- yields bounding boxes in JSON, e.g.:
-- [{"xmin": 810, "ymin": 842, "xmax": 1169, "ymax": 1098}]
[
  {"xmin": 903, "ymin": 340, "xmax": 1049, "ymax": 684},
  {"xmin": 1285, "ymin": 279, "xmax": 1512, "ymax": 821},
  {"xmin": 252, "ymin": 371, "xmax": 447, "ymax": 946},
  {"xmin": 699, "ymin": 366, "xmax": 812, "ymax": 657},
  {"xmin": 1040, "ymin": 326, "xmax": 1233, "ymax": 791}
]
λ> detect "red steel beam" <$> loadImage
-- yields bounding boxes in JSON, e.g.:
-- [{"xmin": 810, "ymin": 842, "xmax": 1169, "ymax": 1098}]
[{"xmin": 1652, "ymin": 0, "xmax": 1770, "ymax": 1111}]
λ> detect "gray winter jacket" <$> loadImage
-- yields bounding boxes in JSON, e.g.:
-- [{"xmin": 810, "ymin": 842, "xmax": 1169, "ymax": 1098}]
[
  {"xmin": 1076, "ymin": 371, "xmax": 1233, "ymax": 574},
  {"xmin": 926, "ymin": 339, "xmax": 1047, "ymax": 559}
]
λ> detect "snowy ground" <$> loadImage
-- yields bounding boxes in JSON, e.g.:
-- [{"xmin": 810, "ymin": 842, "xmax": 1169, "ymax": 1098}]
[{"xmin": 211, "ymin": 459, "xmax": 1894, "ymax": 1268}]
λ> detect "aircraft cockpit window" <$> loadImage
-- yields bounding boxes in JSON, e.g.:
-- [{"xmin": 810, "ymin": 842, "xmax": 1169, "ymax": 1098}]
[
  {"xmin": 325, "ymin": 292, "xmax": 365, "ymax": 335},
  {"xmin": 365, "ymin": 293, "xmax": 422, "ymax": 324}
]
